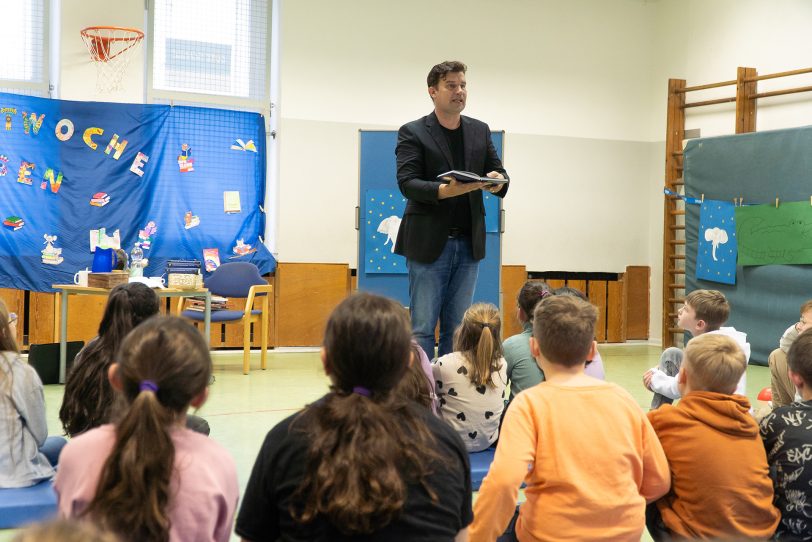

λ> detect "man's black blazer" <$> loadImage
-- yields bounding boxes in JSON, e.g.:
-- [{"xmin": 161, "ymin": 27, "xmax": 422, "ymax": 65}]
[{"xmin": 394, "ymin": 112, "xmax": 508, "ymax": 264}]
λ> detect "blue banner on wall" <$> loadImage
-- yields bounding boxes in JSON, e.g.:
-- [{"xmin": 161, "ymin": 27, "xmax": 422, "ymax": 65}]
[
  {"xmin": 696, "ymin": 200, "xmax": 737, "ymax": 285},
  {"xmin": 0, "ymin": 92, "xmax": 275, "ymax": 291}
]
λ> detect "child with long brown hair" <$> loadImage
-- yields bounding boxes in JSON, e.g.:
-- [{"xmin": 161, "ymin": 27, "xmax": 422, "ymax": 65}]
[
  {"xmin": 54, "ymin": 316, "xmax": 238, "ymax": 542},
  {"xmin": 235, "ymin": 293, "xmax": 472, "ymax": 541},
  {"xmin": 59, "ymin": 282, "xmax": 160, "ymax": 436},
  {"xmin": 0, "ymin": 298, "xmax": 62, "ymax": 488},
  {"xmin": 59, "ymin": 282, "xmax": 209, "ymax": 437},
  {"xmin": 433, "ymin": 302, "xmax": 507, "ymax": 452}
]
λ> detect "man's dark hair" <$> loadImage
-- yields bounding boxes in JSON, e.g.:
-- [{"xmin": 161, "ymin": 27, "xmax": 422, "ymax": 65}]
[{"xmin": 427, "ymin": 61, "xmax": 467, "ymax": 88}]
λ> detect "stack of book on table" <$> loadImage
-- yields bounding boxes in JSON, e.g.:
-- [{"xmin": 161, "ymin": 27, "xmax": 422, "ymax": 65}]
[{"xmin": 184, "ymin": 295, "xmax": 228, "ymax": 312}]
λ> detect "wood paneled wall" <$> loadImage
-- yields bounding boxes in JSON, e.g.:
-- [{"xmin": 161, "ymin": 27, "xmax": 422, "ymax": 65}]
[
  {"xmin": 500, "ymin": 266, "xmax": 650, "ymax": 344},
  {"xmin": 7, "ymin": 264, "xmax": 650, "ymax": 351},
  {"xmin": 274, "ymin": 263, "xmax": 351, "ymax": 347}
]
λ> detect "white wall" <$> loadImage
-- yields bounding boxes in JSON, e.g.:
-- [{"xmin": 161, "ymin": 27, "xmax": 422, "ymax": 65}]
[
  {"xmin": 277, "ymin": 0, "xmax": 660, "ymax": 274},
  {"xmin": 644, "ymin": 0, "xmax": 812, "ymax": 341},
  {"xmin": 52, "ymin": 0, "xmax": 812, "ymax": 341},
  {"xmin": 59, "ymin": 0, "xmax": 145, "ymax": 103}
]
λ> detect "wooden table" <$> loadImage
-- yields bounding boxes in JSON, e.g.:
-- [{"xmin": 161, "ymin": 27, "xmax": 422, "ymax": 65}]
[{"xmin": 52, "ymin": 284, "xmax": 211, "ymax": 383}]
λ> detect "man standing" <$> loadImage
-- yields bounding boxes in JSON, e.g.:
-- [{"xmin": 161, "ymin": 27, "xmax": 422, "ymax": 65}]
[{"xmin": 395, "ymin": 61, "xmax": 508, "ymax": 359}]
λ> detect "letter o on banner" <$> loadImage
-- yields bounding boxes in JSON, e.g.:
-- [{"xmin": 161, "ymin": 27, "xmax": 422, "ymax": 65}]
[{"xmin": 55, "ymin": 119, "xmax": 75, "ymax": 142}]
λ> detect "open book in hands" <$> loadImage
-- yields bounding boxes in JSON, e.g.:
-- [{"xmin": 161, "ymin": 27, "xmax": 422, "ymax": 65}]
[{"xmin": 437, "ymin": 170, "xmax": 508, "ymax": 185}]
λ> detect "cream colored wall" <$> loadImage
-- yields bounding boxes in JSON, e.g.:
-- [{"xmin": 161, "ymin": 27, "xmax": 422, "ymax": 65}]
[
  {"xmin": 277, "ymin": 0, "xmax": 660, "ymax": 274},
  {"xmin": 645, "ymin": 0, "xmax": 812, "ymax": 341},
  {"xmin": 53, "ymin": 0, "xmax": 812, "ymax": 342},
  {"xmin": 59, "ymin": 0, "xmax": 145, "ymax": 103}
]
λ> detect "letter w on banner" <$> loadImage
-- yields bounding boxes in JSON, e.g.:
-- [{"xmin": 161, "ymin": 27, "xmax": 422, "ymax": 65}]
[{"xmin": 697, "ymin": 200, "xmax": 737, "ymax": 285}]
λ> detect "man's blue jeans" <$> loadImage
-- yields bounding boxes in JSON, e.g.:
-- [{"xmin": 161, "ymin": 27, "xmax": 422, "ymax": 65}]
[{"xmin": 408, "ymin": 236, "xmax": 479, "ymax": 360}]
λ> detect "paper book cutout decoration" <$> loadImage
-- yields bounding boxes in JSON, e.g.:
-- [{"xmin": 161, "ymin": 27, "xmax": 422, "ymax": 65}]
[
  {"xmin": 232, "ymin": 239, "xmax": 255, "ymax": 257},
  {"xmin": 90, "ymin": 192, "xmax": 110, "ymax": 207},
  {"xmin": 223, "ymin": 191, "xmax": 241, "ymax": 214},
  {"xmin": 138, "ymin": 221, "xmax": 157, "ymax": 250},
  {"xmin": 3, "ymin": 216, "xmax": 24, "ymax": 231},
  {"xmin": 184, "ymin": 211, "xmax": 200, "ymax": 229},
  {"xmin": 41, "ymin": 234, "xmax": 63, "ymax": 265},
  {"xmin": 365, "ymin": 189, "xmax": 407, "ymax": 274},
  {"xmin": 90, "ymin": 228, "xmax": 121, "ymax": 252},
  {"xmin": 735, "ymin": 200, "xmax": 812, "ymax": 265},
  {"xmin": 230, "ymin": 139, "xmax": 257, "ymax": 152},
  {"xmin": 697, "ymin": 200, "xmax": 737, "ymax": 285},
  {"xmin": 178, "ymin": 144, "xmax": 194, "ymax": 172},
  {"xmin": 203, "ymin": 248, "xmax": 220, "ymax": 272}
]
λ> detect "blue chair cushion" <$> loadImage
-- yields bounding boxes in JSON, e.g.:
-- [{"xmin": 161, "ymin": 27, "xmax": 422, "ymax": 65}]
[
  {"xmin": 469, "ymin": 448, "xmax": 496, "ymax": 491},
  {"xmin": 0, "ymin": 480, "xmax": 58, "ymax": 528},
  {"xmin": 182, "ymin": 309, "xmax": 262, "ymax": 323}
]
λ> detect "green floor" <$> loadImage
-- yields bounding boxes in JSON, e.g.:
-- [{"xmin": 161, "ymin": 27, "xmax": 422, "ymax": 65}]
[{"xmin": 0, "ymin": 344, "xmax": 772, "ymax": 542}]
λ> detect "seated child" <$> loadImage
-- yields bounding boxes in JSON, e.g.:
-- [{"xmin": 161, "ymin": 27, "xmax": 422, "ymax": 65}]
[
  {"xmin": 395, "ymin": 342, "xmax": 438, "ymax": 412},
  {"xmin": 433, "ymin": 303, "xmax": 507, "ymax": 451},
  {"xmin": 768, "ymin": 299, "xmax": 812, "ymax": 408},
  {"xmin": 644, "ymin": 289, "xmax": 749, "ymax": 409},
  {"xmin": 59, "ymin": 282, "xmax": 209, "ymax": 436},
  {"xmin": 470, "ymin": 296, "xmax": 670, "ymax": 542},
  {"xmin": 55, "ymin": 316, "xmax": 238, "ymax": 542},
  {"xmin": 647, "ymin": 333, "xmax": 779, "ymax": 540},
  {"xmin": 761, "ymin": 327, "xmax": 812, "ymax": 540},
  {"xmin": 0, "ymin": 299, "xmax": 61, "ymax": 488},
  {"xmin": 235, "ymin": 293, "xmax": 472, "ymax": 541},
  {"xmin": 553, "ymin": 287, "xmax": 606, "ymax": 379},
  {"xmin": 503, "ymin": 282, "xmax": 606, "ymax": 407}
]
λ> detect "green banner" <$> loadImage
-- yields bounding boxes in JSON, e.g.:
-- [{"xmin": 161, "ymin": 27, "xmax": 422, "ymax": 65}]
[{"xmin": 735, "ymin": 201, "xmax": 812, "ymax": 265}]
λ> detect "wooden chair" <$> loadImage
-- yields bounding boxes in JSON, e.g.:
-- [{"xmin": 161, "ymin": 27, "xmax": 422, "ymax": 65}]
[{"xmin": 178, "ymin": 262, "xmax": 271, "ymax": 374}]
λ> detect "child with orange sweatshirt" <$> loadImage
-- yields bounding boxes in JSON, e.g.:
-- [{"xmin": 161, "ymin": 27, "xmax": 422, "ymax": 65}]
[
  {"xmin": 469, "ymin": 296, "xmax": 670, "ymax": 542},
  {"xmin": 646, "ymin": 333, "xmax": 780, "ymax": 540}
]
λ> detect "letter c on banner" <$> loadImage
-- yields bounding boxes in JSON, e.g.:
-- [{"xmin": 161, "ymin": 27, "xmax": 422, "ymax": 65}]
[
  {"xmin": 83, "ymin": 127, "xmax": 104, "ymax": 150},
  {"xmin": 55, "ymin": 119, "xmax": 75, "ymax": 142}
]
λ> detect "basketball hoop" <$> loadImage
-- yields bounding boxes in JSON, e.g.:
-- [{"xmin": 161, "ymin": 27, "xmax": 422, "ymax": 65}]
[{"xmin": 80, "ymin": 26, "xmax": 144, "ymax": 93}]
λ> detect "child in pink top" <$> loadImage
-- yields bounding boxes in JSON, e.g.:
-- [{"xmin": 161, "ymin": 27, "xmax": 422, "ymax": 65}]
[{"xmin": 55, "ymin": 316, "xmax": 238, "ymax": 542}]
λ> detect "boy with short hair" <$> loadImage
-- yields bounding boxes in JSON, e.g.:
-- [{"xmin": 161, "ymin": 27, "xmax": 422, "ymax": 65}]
[
  {"xmin": 768, "ymin": 299, "xmax": 812, "ymax": 408},
  {"xmin": 760, "ymin": 328, "xmax": 812, "ymax": 540},
  {"xmin": 647, "ymin": 333, "xmax": 780, "ymax": 540},
  {"xmin": 469, "ymin": 296, "xmax": 670, "ymax": 542},
  {"xmin": 644, "ymin": 289, "xmax": 750, "ymax": 409}
]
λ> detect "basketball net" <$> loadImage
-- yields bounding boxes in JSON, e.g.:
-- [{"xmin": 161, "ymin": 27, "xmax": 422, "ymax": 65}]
[{"xmin": 80, "ymin": 26, "xmax": 144, "ymax": 94}]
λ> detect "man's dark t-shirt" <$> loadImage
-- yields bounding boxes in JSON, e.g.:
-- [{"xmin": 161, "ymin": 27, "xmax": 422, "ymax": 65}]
[{"xmin": 441, "ymin": 124, "xmax": 472, "ymax": 235}]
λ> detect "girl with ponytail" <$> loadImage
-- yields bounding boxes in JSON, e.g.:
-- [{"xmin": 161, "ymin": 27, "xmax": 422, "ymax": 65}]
[
  {"xmin": 236, "ymin": 293, "xmax": 472, "ymax": 541},
  {"xmin": 433, "ymin": 303, "xmax": 507, "ymax": 452},
  {"xmin": 55, "ymin": 316, "xmax": 238, "ymax": 542}
]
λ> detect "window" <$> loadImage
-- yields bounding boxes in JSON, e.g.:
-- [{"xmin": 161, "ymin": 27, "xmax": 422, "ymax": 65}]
[
  {"xmin": 0, "ymin": 0, "xmax": 49, "ymax": 97},
  {"xmin": 148, "ymin": 0, "xmax": 269, "ymax": 109}
]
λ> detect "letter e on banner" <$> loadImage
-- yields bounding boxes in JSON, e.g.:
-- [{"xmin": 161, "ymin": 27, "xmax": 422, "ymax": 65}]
[
  {"xmin": 17, "ymin": 162, "xmax": 34, "ymax": 185},
  {"xmin": 130, "ymin": 152, "xmax": 148, "ymax": 177}
]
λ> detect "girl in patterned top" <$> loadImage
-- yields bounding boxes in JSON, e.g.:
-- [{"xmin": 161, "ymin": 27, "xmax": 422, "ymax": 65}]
[{"xmin": 433, "ymin": 303, "xmax": 507, "ymax": 451}]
